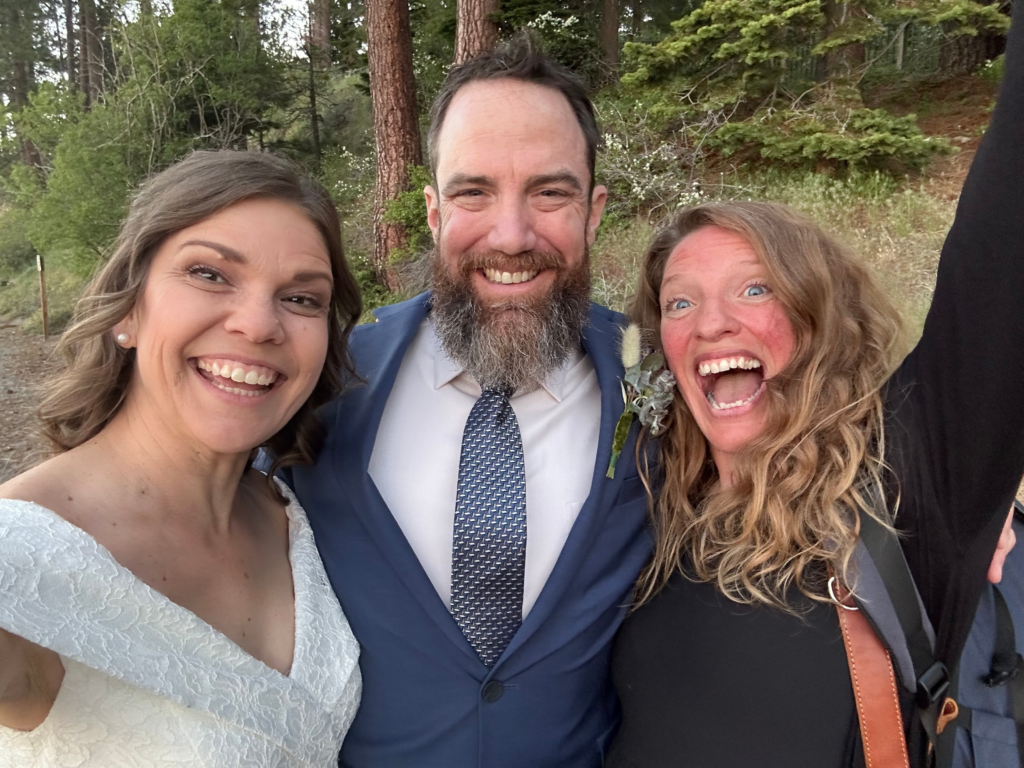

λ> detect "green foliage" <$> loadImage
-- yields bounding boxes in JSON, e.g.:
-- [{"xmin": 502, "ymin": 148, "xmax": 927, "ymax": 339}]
[
  {"xmin": 20, "ymin": 103, "xmax": 133, "ymax": 271},
  {"xmin": 410, "ymin": 0, "xmax": 457, "ymax": 110},
  {"xmin": 710, "ymin": 105, "xmax": 952, "ymax": 170},
  {"xmin": 620, "ymin": 0, "xmax": 992, "ymax": 171},
  {"xmin": 111, "ymin": 0, "xmax": 292, "ymax": 160},
  {"xmin": 980, "ymin": 53, "xmax": 1005, "ymax": 85},
  {"xmin": 0, "ymin": 206, "xmax": 37, "ymax": 276},
  {"xmin": 383, "ymin": 165, "xmax": 435, "ymax": 263}
]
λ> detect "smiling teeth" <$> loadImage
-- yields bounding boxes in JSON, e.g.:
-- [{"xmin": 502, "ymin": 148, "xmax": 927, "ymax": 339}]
[
  {"xmin": 698, "ymin": 357, "xmax": 762, "ymax": 377},
  {"xmin": 209, "ymin": 380, "xmax": 265, "ymax": 397},
  {"xmin": 484, "ymin": 268, "xmax": 540, "ymax": 285},
  {"xmin": 708, "ymin": 388, "xmax": 762, "ymax": 410},
  {"xmin": 196, "ymin": 359, "xmax": 278, "ymax": 387}
]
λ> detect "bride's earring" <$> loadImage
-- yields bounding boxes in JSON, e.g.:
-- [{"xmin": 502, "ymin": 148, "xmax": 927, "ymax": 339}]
[{"xmin": 116, "ymin": 332, "xmax": 130, "ymax": 345}]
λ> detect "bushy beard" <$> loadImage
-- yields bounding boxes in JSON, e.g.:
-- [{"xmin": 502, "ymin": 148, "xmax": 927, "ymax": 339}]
[{"xmin": 430, "ymin": 247, "xmax": 592, "ymax": 393}]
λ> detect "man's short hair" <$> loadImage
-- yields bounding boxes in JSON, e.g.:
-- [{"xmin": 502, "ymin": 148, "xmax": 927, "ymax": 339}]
[{"xmin": 427, "ymin": 32, "xmax": 600, "ymax": 192}]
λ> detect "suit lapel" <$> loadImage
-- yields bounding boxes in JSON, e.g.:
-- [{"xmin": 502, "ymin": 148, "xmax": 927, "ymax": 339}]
[
  {"xmin": 339, "ymin": 294, "xmax": 482, "ymax": 666},
  {"xmin": 495, "ymin": 304, "xmax": 634, "ymax": 668}
]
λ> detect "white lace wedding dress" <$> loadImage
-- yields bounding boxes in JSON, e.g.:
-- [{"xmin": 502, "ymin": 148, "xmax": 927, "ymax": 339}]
[{"xmin": 0, "ymin": 484, "xmax": 361, "ymax": 767}]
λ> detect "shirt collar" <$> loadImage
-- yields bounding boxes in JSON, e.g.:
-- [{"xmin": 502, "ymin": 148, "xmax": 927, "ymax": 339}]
[{"xmin": 427, "ymin": 318, "xmax": 584, "ymax": 403}]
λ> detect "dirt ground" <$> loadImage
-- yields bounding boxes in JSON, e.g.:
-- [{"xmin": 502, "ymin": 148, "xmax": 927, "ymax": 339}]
[{"xmin": 0, "ymin": 325, "xmax": 56, "ymax": 484}]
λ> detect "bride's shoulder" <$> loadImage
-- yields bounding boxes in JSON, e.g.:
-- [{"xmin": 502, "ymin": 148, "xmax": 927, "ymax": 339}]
[{"xmin": 0, "ymin": 453, "xmax": 79, "ymax": 516}]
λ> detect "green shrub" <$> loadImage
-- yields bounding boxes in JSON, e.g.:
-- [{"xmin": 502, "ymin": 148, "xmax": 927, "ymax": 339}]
[
  {"xmin": 383, "ymin": 164, "xmax": 434, "ymax": 263},
  {"xmin": 709, "ymin": 106, "xmax": 952, "ymax": 171},
  {"xmin": 980, "ymin": 54, "xmax": 1005, "ymax": 85},
  {"xmin": 0, "ymin": 207, "xmax": 37, "ymax": 277}
]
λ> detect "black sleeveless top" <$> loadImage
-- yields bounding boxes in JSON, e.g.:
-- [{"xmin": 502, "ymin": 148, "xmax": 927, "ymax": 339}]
[{"xmin": 608, "ymin": 576, "xmax": 864, "ymax": 768}]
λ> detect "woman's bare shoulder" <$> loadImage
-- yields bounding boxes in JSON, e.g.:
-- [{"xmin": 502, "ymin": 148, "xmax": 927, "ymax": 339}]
[{"xmin": 0, "ymin": 450, "xmax": 97, "ymax": 519}]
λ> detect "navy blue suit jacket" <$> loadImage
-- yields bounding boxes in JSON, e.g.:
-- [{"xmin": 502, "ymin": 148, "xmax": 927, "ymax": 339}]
[{"xmin": 289, "ymin": 293, "xmax": 652, "ymax": 768}]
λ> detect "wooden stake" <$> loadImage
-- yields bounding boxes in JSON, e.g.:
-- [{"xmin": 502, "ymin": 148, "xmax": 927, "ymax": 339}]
[{"xmin": 37, "ymin": 254, "xmax": 49, "ymax": 341}]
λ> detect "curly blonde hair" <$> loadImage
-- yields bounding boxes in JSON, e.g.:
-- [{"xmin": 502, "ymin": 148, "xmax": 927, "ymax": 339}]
[{"xmin": 630, "ymin": 202, "xmax": 905, "ymax": 610}]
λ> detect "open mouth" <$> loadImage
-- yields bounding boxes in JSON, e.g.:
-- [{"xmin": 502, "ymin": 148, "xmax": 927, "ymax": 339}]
[
  {"xmin": 482, "ymin": 268, "xmax": 540, "ymax": 285},
  {"xmin": 696, "ymin": 356, "xmax": 765, "ymax": 411},
  {"xmin": 191, "ymin": 358, "xmax": 284, "ymax": 398}
]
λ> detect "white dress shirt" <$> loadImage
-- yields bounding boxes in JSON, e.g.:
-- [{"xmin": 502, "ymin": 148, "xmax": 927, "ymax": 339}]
[{"xmin": 368, "ymin": 317, "xmax": 601, "ymax": 618}]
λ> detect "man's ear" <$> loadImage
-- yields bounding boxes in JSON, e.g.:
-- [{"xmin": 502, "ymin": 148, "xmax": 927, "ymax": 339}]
[
  {"xmin": 424, "ymin": 185, "xmax": 440, "ymax": 241},
  {"xmin": 587, "ymin": 185, "xmax": 608, "ymax": 247}
]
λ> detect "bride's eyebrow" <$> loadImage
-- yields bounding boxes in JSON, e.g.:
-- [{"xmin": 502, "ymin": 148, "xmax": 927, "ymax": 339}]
[{"xmin": 178, "ymin": 239, "xmax": 246, "ymax": 264}]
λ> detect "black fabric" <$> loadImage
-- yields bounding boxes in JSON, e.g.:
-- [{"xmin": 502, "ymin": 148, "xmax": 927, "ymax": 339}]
[
  {"xmin": 608, "ymin": 14, "xmax": 1024, "ymax": 768},
  {"xmin": 608, "ymin": 577, "xmax": 864, "ymax": 768}
]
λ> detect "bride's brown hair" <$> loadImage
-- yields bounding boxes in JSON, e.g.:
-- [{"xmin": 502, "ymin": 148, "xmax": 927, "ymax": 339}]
[
  {"xmin": 36, "ymin": 150, "xmax": 362, "ymax": 485},
  {"xmin": 631, "ymin": 201, "xmax": 905, "ymax": 609}
]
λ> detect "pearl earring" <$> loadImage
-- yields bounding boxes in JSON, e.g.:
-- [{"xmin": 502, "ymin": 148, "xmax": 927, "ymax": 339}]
[{"xmin": 116, "ymin": 333, "xmax": 130, "ymax": 344}]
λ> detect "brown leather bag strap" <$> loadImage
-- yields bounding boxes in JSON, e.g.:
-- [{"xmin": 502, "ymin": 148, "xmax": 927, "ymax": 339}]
[{"xmin": 833, "ymin": 577, "xmax": 911, "ymax": 768}]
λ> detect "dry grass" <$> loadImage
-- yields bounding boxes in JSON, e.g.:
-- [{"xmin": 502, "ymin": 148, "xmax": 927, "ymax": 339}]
[{"xmin": 592, "ymin": 169, "xmax": 954, "ymax": 344}]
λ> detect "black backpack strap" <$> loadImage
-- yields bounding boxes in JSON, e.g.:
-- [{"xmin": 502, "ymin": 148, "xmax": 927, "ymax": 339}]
[
  {"xmin": 983, "ymin": 586, "xmax": 1024, "ymax": 768},
  {"xmin": 858, "ymin": 511, "xmax": 950, "ymax": 744}
]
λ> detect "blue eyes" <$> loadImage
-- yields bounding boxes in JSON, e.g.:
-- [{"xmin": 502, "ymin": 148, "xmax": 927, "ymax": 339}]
[{"xmin": 664, "ymin": 283, "xmax": 770, "ymax": 313}]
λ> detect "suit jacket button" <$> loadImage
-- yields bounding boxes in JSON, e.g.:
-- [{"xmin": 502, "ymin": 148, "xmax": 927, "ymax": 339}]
[{"xmin": 481, "ymin": 681, "xmax": 504, "ymax": 703}]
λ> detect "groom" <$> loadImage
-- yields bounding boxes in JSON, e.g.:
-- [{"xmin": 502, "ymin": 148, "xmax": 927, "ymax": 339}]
[{"xmin": 291, "ymin": 34, "xmax": 651, "ymax": 767}]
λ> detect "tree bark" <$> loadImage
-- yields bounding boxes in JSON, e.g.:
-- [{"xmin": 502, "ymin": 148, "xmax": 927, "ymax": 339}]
[
  {"xmin": 366, "ymin": 0, "xmax": 423, "ymax": 291},
  {"xmin": 455, "ymin": 0, "xmax": 499, "ymax": 64},
  {"xmin": 9, "ymin": 5, "xmax": 42, "ymax": 170},
  {"xmin": 939, "ymin": 26, "xmax": 1006, "ymax": 76},
  {"xmin": 307, "ymin": 34, "xmax": 322, "ymax": 173},
  {"xmin": 63, "ymin": 0, "xmax": 77, "ymax": 87},
  {"xmin": 821, "ymin": 1, "xmax": 866, "ymax": 81},
  {"xmin": 78, "ymin": 0, "xmax": 102, "ymax": 107},
  {"xmin": 600, "ymin": 0, "xmax": 619, "ymax": 74},
  {"xmin": 309, "ymin": 0, "xmax": 331, "ymax": 64}
]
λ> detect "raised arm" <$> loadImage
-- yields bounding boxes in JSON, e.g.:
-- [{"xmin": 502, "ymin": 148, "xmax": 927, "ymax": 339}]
[
  {"xmin": 0, "ymin": 628, "xmax": 64, "ymax": 730},
  {"xmin": 887, "ymin": 13, "xmax": 1024, "ymax": 660}
]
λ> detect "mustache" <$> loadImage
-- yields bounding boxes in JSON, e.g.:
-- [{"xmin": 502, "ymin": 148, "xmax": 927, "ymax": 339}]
[{"xmin": 454, "ymin": 250, "xmax": 565, "ymax": 278}]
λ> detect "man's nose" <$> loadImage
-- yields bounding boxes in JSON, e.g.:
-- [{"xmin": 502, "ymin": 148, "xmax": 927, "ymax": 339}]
[
  {"xmin": 223, "ymin": 292, "xmax": 285, "ymax": 344},
  {"xmin": 486, "ymin": 197, "xmax": 537, "ymax": 255},
  {"xmin": 694, "ymin": 298, "xmax": 740, "ymax": 341}
]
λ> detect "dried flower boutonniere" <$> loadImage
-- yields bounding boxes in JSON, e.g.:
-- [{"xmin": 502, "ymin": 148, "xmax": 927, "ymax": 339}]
[{"xmin": 606, "ymin": 323, "xmax": 676, "ymax": 479}]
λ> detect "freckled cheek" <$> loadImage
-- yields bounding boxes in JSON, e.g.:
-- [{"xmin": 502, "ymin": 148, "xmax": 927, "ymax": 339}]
[
  {"xmin": 755, "ymin": 308, "xmax": 797, "ymax": 369},
  {"xmin": 660, "ymin": 320, "xmax": 693, "ymax": 382}
]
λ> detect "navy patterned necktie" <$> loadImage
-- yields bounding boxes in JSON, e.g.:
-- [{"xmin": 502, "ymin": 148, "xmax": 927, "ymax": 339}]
[{"xmin": 451, "ymin": 385, "xmax": 527, "ymax": 668}]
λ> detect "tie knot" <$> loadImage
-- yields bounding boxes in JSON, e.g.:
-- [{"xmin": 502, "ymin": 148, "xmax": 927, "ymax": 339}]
[{"xmin": 483, "ymin": 385, "xmax": 514, "ymax": 400}]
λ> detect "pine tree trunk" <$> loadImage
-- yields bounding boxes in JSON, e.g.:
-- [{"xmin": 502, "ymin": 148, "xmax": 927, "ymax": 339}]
[
  {"xmin": 9, "ymin": 6, "xmax": 42, "ymax": 170},
  {"xmin": 63, "ymin": 0, "xmax": 77, "ymax": 88},
  {"xmin": 310, "ymin": 0, "xmax": 331, "ymax": 64},
  {"xmin": 600, "ymin": 0, "xmax": 619, "ymax": 75},
  {"xmin": 308, "ymin": 42, "xmax": 322, "ymax": 173},
  {"xmin": 939, "ymin": 24, "xmax": 1006, "ymax": 76},
  {"xmin": 78, "ymin": 0, "xmax": 102, "ymax": 106},
  {"xmin": 455, "ymin": 0, "xmax": 499, "ymax": 64},
  {"xmin": 77, "ymin": 0, "xmax": 91, "ymax": 105},
  {"xmin": 822, "ymin": 1, "xmax": 866, "ymax": 81},
  {"xmin": 366, "ymin": 0, "xmax": 423, "ymax": 291}
]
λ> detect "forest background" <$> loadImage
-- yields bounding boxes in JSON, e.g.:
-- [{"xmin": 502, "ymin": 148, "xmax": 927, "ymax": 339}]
[{"xmin": 0, "ymin": 0, "xmax": 1015, "ymax": 342}]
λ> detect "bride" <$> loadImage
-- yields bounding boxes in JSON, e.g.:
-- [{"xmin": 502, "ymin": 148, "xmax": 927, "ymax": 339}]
[{"xmin": 0, "ymin": 150, "xmax": 363, "ymax": 766}]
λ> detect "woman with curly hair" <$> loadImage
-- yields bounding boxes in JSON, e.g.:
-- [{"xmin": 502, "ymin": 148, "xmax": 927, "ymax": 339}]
[{"xmin": 607, "ymin": 18, "xmax": 1024, "ymax": 768}]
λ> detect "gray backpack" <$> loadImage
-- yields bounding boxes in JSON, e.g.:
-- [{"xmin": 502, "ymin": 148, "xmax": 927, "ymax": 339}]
[{"xmin": 854, "ymin": 501, "xmax": 1024, "ymax": 767}]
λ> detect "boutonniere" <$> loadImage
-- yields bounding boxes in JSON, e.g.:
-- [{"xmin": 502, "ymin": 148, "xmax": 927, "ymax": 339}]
[{"xmin": 606, "ymin": 323, "xmax": 676, "ymax": 479}]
